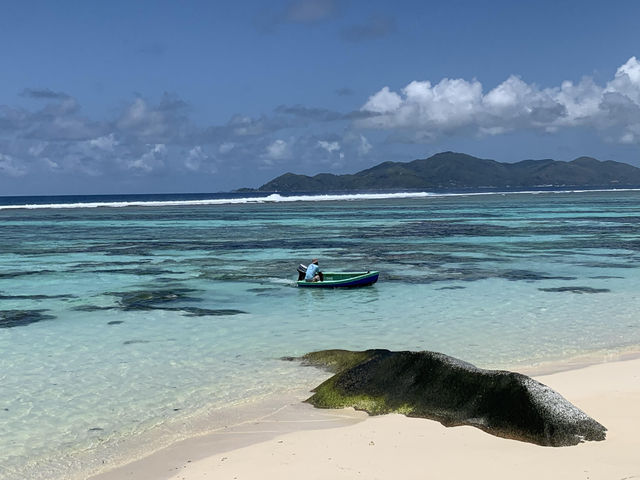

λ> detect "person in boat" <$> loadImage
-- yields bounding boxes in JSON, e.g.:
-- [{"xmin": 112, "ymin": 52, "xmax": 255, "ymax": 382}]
[{"xmin": 305, "ymin": 259, "xmax": 324, "ymax": 282}]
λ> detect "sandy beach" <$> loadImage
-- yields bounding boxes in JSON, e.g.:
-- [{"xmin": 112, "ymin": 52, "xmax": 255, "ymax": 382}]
[{"xmin": 92, "ymin": 357, "xmax": 640, "ymax": 480}]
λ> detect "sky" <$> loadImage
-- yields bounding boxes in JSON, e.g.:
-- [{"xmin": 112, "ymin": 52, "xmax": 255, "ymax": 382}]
[{"xmin": 1, "ymin": 0, "xmax": 639, "ymax": 195}]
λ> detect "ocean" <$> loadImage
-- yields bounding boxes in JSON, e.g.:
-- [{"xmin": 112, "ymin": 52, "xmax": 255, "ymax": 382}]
[{"xmin": 1, "ymin": 189, "xmax": 640, "ymax": 479}]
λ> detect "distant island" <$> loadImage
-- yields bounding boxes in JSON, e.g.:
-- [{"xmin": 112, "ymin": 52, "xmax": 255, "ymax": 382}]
[{"xmin": 245, "ymin": 152, "xmax": 640, "ymax": 192}]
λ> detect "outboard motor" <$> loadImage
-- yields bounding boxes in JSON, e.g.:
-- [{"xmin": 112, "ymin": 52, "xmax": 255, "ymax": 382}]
[{"xmin": 297, "ymin": 264, "xmax": 307, "ymax": 281}]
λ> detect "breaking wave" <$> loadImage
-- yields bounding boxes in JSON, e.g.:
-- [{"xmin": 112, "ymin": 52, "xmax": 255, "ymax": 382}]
[{"xmin": 1, "ymin": 188, "xmax": 639, "ymax": 210}]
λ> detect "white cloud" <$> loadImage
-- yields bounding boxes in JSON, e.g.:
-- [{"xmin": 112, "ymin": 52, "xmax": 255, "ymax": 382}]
[
  {"xmin": 317, "ymin": 140, "xmax": 340, "ymax": 153},
  {"xmin": 362, "ymin": 86, "xmax": 402, "ymax": 114},
  {"xmin": 89, "ymin": 133, "xmax": 118, "ymax": 151},
  {"xmin": 361, "ymin": 78, "xmax": 484, "ymax": 132},
  {"xmin": 606, "ymin": 56, "xmax": 640, "ymax": 104},
  {"xmin": 548, "ymin": 78, "xmax": 602, "ymax": 127},
  {"xmin": 219, "ymin": 142, "xmax": 236, "ymax": 154},
  {"xmin": 228, "ymin": 115, "xmax": 283, "ymax": 137},
  {"xmin": 484, "ymin": 76, "xmax": 539, "ymax": 115},
  {"xmin": 620, "ymin": 132, "xmax": 635, "ymax": 144},
  {"xmin": 358, "ymin": 56, "xmax": 640, "ymax": 144},
  {"xmin": 117, "ymin": 98, "xmax": 166, "ymax": 138},
  {"xmin": 185, "ymin": 145, "xmax": 216, "ymax": 173},
  {"xmin": 42, "ymin": 158, "xmax": 59, "ymax": 170},
  {"xmin": 358, "ymin": 134, "xmax": 372, "ymax": 155},
  {"xmin": 185, "ymin": 146, "xmax": 204, "ymax": 171},
  {"xmin": 128, "ymin": 144, "xmax": 167, "ymax": 172},
  {"xmin": 619, "ymin": 123, "xmax": 640, "ymax": 144},
  {"xmin": 264, "ymin": 139, "xmax": 291, "ymax": 162},
  {"xmin": 4, "ymin": 57, "xmax": 640, "ymax": 189},
  {"xmin": 116, "ymin": 94, "xmax": 189, "ymax": 142}
]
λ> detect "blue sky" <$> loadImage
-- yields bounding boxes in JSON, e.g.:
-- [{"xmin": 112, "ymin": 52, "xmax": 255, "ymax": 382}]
[{"xmin": 1, "ymin": 0, "xmax": 639, "ymax": 195}]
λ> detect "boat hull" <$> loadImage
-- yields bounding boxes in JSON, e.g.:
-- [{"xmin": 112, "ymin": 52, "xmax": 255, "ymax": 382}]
[{"xmin": 297, "ymin": 271, "xmax": 379, "ymax": 288}]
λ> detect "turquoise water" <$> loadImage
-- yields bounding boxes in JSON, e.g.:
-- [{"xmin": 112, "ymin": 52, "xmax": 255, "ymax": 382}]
[{"xmin": 1, "ymin": 190, "xmax": 640, "ymax": 479}]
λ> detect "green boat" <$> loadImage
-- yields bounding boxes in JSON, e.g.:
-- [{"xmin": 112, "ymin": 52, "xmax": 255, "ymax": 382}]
[{"xmin": 296, "ymin": 265, "xmax": 379, "ymax": 288}]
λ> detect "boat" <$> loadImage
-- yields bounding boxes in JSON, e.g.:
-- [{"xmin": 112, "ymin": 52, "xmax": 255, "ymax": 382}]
[{"xmin": 296, "ymin": 264, "xmax": 379, "ymax": 288}]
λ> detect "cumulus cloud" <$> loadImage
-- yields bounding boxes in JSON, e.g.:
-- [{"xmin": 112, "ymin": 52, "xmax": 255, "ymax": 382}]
[
  {"xmin": 218, "ymin": 142, "xmax": 236, "ymax": 154},
  {"xmin": 314, "ymin": 137, "xmax": 348, "ymax": 168},
  {"xmin": 13, "ymin": 94, "xmax": 105, "ymax": 141},
  {"xmin": 3, "ymin": 57, "xmax": 640, "ymax": 191},
  {"xmin": 607, "ymin": 56, "xmax": 640, "ymax": 104},
  {"xmin": 358, "ymin": 134, "xmax": 372, "ymax": 155},
  {"xmin": 225, "ymin": 114, "xmax": 291, "ymax": 137},
  {"xmin": 88, "ymin": 133, "xmax": 118, "ymax": 151},
  {"xmin": 128, "ymin": 144, "xmax": 167, "ymax": 172},
  {"xmin": 117, "ymin": 98, "xmax": 162, "ymax": 135},
  {"xmin": 317, "ymin": 140, "xmax": 340, "ymax": 153},
  {"xmin": 264, "ymin": 139, "xmax": 292, "ymax": 164},
  {"xmin": 185, "ymin": 145, "xmax": 216, "ymax": 173},
  {"xmin": 358, "ymin": 56, "xmax": 640, "ymax": 144},
  {"xmin": 363, "ymin": 86, "xmax": 403, "ymax": 114},
  {"xmin": 117, "ymin": 94, "xmax": 189, "ymax": 142}
]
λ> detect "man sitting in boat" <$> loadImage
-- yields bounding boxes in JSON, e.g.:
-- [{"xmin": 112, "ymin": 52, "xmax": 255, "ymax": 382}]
[{"xmin": 305, "ymin": 259, "xmax": 324, "ymax": 282}]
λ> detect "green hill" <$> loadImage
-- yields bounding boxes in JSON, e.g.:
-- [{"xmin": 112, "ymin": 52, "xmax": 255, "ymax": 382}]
[{"xmin": 254, "ymin": 152, "xmax": 640, "ymax": 192}]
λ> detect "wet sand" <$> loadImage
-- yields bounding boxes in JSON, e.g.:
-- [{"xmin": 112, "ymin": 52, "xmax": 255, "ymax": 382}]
[{"xmin": 91, "ymin": 358, "xmax": 640, "ymax": 480}]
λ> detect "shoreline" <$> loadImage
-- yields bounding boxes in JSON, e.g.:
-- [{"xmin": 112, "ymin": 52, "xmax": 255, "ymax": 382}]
[
  {"xmin": 504, "ymin": 345, "xmax": 640, "ymax": 376},
  {"xmin": 90, "ymin": 354, "xmax": 640, "ymax": 480},
  {"xmin": 89, "ymin": 396, "xmax": 367, "ymax": 480}
]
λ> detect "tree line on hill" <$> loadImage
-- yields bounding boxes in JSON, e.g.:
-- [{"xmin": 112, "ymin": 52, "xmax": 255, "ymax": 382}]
[{"xmin": 247, "ymin": 152, "xmax": 640, "ymax": 192}]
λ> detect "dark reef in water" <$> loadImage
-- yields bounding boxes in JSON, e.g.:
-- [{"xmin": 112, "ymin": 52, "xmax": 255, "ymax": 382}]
[
  {"xmin": 538, "ymin": 286, "xmax": 610, "ymax": 294},
  {"xmin": 71, "ymin": 288, "xmax": 246, "ymax": 317},
  {"xmin": 385, "ymin": 267, "xmax": 577, "ymax": 285},
  {"xmin": 0, "ymin": 270, "xmax": 56, "ymax": 279},
  {"xmin": 287, "ymin": 349, "xmax": 606, "ymax": 447},
  {"xmin": 72, "ymin": 305, "xmax": 113, "ymax": 312},
  {"xmin": 112, "ymin": 288, "xmax": 202, "ymax": 310},
  {"xmin": 123, "ymin": 339, "xmax": 150, "ymax": 345},
  {"xmin": 0, "ymin": 310, "xmax": 56, "ymax": 328},
  {"xmin": 90, "ymin": 267, "xmax": 180, "ymax": 276},
  {"xmin": 0, "ymin": 293, "xmax": 74, "ymax": 300},
  {"xmin": 165, "ymin": 306, "xmax": 247, "ymax": 316}
]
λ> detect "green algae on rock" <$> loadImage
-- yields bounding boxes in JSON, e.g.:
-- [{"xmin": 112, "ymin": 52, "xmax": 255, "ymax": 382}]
[{"xmin": 289, "ymin": 349, "xmax": 607, "ymax": 447}]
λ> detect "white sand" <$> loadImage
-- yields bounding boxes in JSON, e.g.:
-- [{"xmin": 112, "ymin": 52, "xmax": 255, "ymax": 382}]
[{"xmin": 93, "ymin": 358, "xmax": 640, "ymax": 480}]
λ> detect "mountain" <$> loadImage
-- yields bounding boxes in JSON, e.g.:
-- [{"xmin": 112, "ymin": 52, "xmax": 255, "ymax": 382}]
[{"xmin": 254, "ymin": 152, "xmax": 640, "ymax": 192}]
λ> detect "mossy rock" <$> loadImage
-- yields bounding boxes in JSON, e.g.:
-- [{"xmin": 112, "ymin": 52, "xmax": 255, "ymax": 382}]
[
  {"xmin": 294, "ymin": 349, "xmax": 606, "ymax": 447},
  {"xmin": 297, "ymin": 349, "xmax": 379, "ymax": 373}
]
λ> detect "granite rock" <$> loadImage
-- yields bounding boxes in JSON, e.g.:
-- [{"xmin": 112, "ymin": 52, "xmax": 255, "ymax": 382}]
[{"xmin": 295, "ymin": 349, "xmax": 606, "ymax": 446}]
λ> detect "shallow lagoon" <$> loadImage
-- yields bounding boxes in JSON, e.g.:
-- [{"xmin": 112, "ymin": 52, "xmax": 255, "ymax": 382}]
[{"xmin": 1, "ymin": 190, "xmax": 640, "ymax": 479}]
